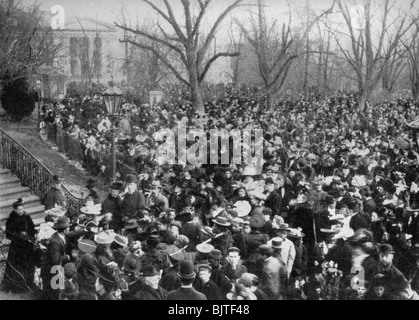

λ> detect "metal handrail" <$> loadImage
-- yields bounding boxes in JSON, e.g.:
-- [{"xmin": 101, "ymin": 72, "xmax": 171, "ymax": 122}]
[{"xmin": 0, "ymin": 128, "xmax": 84, "ymax": 215}]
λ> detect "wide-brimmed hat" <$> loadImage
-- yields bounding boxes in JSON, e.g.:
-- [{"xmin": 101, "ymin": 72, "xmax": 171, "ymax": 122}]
[
  {"xmin": 278, "ymin": 223, "xmax": 291, "ymax": 232},
  {"xmin": 174, "ymin": 235, "xmax": 189, "ymax": 248},
  {"xmin": 288, "ymin": 228, "xmax": 305, "ymax": 239},
  {"xmin": 166, "ymin": 245, "xmax": 185, "ymax": 261},
  {"xmin": 77, "ymin": 239, "xmax": 97, "ymax": 253},
  {"xmin": 151, "ymin": 180, "xmax": 162, "ymax": 188},
  {"xmin": 94, "ymin": 232, "xmax": 114, "ymax": 245},
  {"xmin": 320, "ymin": 228, "xmax": 339, "ymax": 234},
  {"xmin": 123, "ymin": 254, "xmax": 142, "ymax": 273},
  {"xmin": 200, "ymin": 226, "xmax": 215, "ymax": 237},
  {"xmin": 53, "ymin": 216, "xmax": 70, "ymax": 230},
  {"xmin": 177, "ymin": 260, "xmax": 196, "ymax": 279},
  {"xmin": 125, "ymin": 174, "xmax": 137, "ymax": 184},
  {"xmin": 234, "ymin": 200, "xmax": 252, "ymax": 217},
  {"xmin": 125, "ymin": 219, "xmax": 139, "ymax": 230},
  {"xmin": 267, "ymin": 237, "xmax": 283, "ymax": 249},
  {"xmin": 113, "ymin": 234, "xmax": 128, "ymax": 247},
  {"xmin": 80, "ymin": 204, "xmax": 102, "ymax": 215},
  {"xmin": 196, "ymin": 243, "xmax": 214, "ymax": 254},
  {"xmin": 142, "ymin": 265, "xmax": 160, "ymax": 277},
  {"xmin": 212, "ymin": 216, "xmax": 231, "ymax": 227}
]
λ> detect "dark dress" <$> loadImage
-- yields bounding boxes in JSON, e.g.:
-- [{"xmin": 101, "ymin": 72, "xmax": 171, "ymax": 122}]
[{"xmin": 2, "ymin": 211, "xmax": 37, "ymax": 293}]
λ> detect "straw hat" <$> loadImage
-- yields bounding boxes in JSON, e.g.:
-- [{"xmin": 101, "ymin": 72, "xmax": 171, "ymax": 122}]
[
  {"xmin": 94, "ymin": 232, "xmax": 114, "ymax": 245},
  {"xmin": 80, "ymin": 204, "xmax": 102, "ymax": 215}
]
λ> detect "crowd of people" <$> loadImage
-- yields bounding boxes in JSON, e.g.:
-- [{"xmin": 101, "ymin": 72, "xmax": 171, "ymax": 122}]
[{"xmin": 2, "ymin": 85, "xmax": 419, "ymax": 300}]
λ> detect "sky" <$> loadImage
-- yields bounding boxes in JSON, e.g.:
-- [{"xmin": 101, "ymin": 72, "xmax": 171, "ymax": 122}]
[
  {"xmin": 25, "ymin": 0, "xmax": 339, "ymax": 25},
  {"xmin": 22, "ymin": 0, "xmax": 417, "ymax": 46}
]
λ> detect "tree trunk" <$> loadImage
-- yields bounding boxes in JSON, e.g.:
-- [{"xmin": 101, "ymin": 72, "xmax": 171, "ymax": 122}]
[
  {"xmin": 358, "ymin": 90, "xmax": 368, "ymax": 111},
  {"xmin": 190, "ymin": 81, "xmax": 204, "ymax": 113}
]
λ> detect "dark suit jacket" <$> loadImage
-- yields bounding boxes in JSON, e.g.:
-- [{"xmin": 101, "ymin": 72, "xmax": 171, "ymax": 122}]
[
  {"xmin": 407, "ymin": 213, "xmax": 419, "ymax": 245},
  {"xmin": 133, "ymin": 285, "xmax": 168, "ymax": 300},
  {"xmin": 264, "ymin": 191, "xmax": 281, "ymax": 216},
  {"xmin": 221, "ymin": 263, "xmax": 247, "ymax": 283},
  {"xmin": 41, "ymin": 232, "xmax": 69, "ymax": 278},
  {"xmin": 166, "ymin": 286, "xmax": 207, "ymax": 300},
  {"xmin": 194, "ymin": 279, "xmax": 224, "ymax": 300},
  {"xmin": 121, "ymin": 190, "xmax": 145, "ymax": 219}
]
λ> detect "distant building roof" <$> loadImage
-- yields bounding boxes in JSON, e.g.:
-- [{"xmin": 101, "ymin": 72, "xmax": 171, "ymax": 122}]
[{"xmin": 56, "ymin": 16, "xmax": 117, "ymax": 32}]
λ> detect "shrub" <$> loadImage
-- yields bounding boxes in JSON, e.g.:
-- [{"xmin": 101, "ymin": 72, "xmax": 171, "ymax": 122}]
[{"xmin": 1, "ymin": 77, "xmax": 36, "ymax": 121}]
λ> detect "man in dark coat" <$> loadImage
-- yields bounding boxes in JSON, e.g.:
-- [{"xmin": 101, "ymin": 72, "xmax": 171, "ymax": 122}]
[
  {"xmin": 120, "ymin": 174, "xmax": 145, "ymax": 222},
  {"xmin": 85, "ymin": 178, "xmax": 102, "ymax": 204},
  {"xmin": 347, "ymin": 197, "xmax": 370, "ymax": 231},
  {"xmin": 209, "ymin": 249, "xmax": 232, "ymax": 295},
  {"xmin": 101, "ymin": 182, "xmax": 123, "ymax": 232},
  {"xmin": 407, "ymin": 204, "xmax": 419, "ymax": 246},
  {"xmin": 193, "ymin": 262, "xmax": 224, "ymax": 300},
  {"xmin": 166, "ymin": 260, "xmax": 207, "ymax": 300},
  {"xmin": 264, "ymin": 178, "xmax": 282, "ymax": 216},
  {"xmin": 240, "ymin": 214, "xmax": 269, "ymax": 274},
  {"xmin": 221, "ymin": 247, "xmax": 247, "ymax": 285},
  {"xmin": 43, "ymin": 174, "xmax": 67, "ymax": 210},
  {"xmin": 133, "ymin": 265, "xmax": 167, "ymax": 300},
  {"xmin": 41, "ymin": 216, "xmax": 71, "ymax": 300}
]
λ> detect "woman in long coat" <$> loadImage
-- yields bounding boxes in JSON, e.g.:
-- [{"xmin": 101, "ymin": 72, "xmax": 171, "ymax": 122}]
[{"xmin": 2, "ymin": 198, "xmax": 37, "ymax": 293}]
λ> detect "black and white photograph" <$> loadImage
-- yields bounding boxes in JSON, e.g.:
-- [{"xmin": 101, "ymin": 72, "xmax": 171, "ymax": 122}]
[{"xmin": 1, "ymin": 0, "xmax": 419, "ymax": 303}]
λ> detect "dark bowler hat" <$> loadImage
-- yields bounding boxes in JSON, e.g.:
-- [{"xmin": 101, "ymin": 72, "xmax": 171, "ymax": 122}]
[
  {"xmin": 125, "ymin": 219, "xmax": 139, "ymax": 230},
  {"xmin": 54, "ymin": 216, "xmax": 70, "ymax": 230},
  {"xmin": 125, "ymin": 174, "xmax": 137, "ymax": 184},
  {"xmin": 177, "ymin": 260, "xmax": 196, "ymax": 279},
  {"xmin": 110, "ymin": 182, "xmax": 123, "ymax": 190},
  {"xmin": 142, "ymin": 265, "xmax": 160, "ymax": 277},
  {"xmin": 378, "ymin": 243, "xmax": 394, "ymax": 255}
]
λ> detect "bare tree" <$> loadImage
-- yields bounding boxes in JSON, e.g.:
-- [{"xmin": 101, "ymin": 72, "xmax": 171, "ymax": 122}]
[
  {"xmin": 314, "ymin": 17, "xmax": 336, "ymax": 94},
  {"xmin": 235, "ymin": 0, "xmax": 299, "ymax": 108},
  {"xmin": 115, "ymin": 0, "xmax": 243, "ymax": 112},
  {"xmin": 333, "ymin": 0, "xmax": 414, "ymax": 110},
  {"xmin": 0, "ymin": 0, "xmax": 61, "ymax": 85},
  {"xmin": 402, "ymin": 14, "xmax": 419, "ymax": 100}
]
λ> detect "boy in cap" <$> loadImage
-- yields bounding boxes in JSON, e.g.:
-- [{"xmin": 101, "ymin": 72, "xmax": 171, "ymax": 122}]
[
  {"xmin": 193, "ymin": 261, "xmax": 224, "ymax": 300},
  {"xmin": 221, "ymin": 247, "xmax": 247, "ymax": 288}
]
